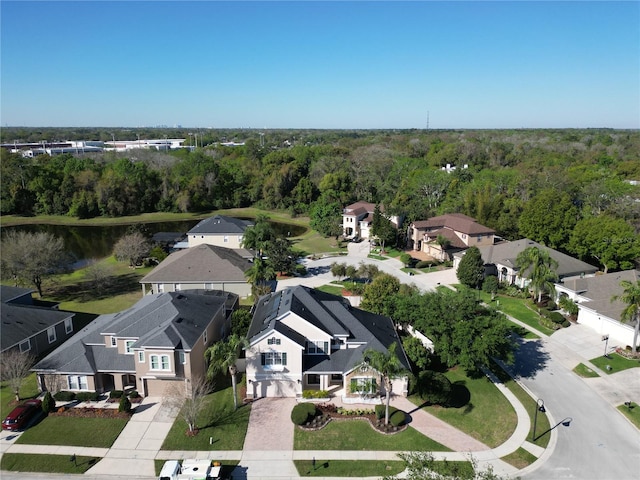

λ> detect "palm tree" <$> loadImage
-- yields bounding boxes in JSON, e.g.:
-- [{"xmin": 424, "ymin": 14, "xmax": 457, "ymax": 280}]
[
  {"xmin": 361, "ymin": 343, "xmax": 408, "ymax": 425},
  {"xmin": 611, "ymin": 280, "xmax": 640, "ymax": 352},
  {"xmin": 515, "ymin": 246, "xmax": 559, "ymax": 304},
  {"xmin": 435, "ymin": 234, "xmax": 451, "ymax": 261},
  {"xmin": 245, "ymin": 257, "xmax": 276, "ymax": 298},
  {"xmin": 205, "ymin": 334, "xmax": 250, "ymax": 410}
]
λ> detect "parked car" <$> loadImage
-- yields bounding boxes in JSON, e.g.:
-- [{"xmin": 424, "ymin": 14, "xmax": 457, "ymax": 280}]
[{"xmin": 2, "ymin": 399, "xmax": 42, "ymax": 431}]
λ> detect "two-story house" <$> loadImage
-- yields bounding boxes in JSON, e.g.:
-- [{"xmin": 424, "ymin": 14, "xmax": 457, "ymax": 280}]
[
  {"xmin": 244, "ymin": 286, "xmax": 411, "ymax": 402},
  {"xmin": 140, "ymin": 244, "xmax": 253, "ymax": 298},
  {"xmin": 33, "ymin": 290, "xmax": 238, "ymax": 398},
  {"xmin": 410, "ymin": 213, "xmax": 495, "ymax": 261},
  {"xmin": 342, "ymin": 201, "xmax": 402, "ymax": 241},
  {"xmin": 187, "ymin": 215, "xmax": 254, "ymax": 249},
  {"xmin": 1, "ymin": 286, "xmax": 75, "ymax": 357}
]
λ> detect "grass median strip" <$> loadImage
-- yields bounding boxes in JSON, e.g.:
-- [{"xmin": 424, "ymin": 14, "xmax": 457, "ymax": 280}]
[
  {"xmin": 617, "ymin": 402, "xmax": 640, "ymax": 429},
  {"xmin": 294, "ymin": 420, "xmax": 451, "ymax": 451},
  {"xmin": 501, "ymin": 447, "xmax": 538, "ymax": 469},
  {"xmin": 1, "ymin": 453, "xmax": 100, "ymax": 473},
  {"xmin": 573, "ymin": 363, "xmax": 600, "ymax": 378},
  {"xmin": 294, "ymin": 459, "xmax": 405, "ymax": 477},
  {"xmin": 16, "ymin": 416, "xmax": 128, "ymax": 448}
]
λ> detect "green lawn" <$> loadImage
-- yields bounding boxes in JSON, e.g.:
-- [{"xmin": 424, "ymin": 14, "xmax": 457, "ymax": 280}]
[
  {"xmin": 1, "ymin": 373, "xmax": 39, "ymax": 419},
  {"xmin": 617, "ymin": 402, "xmax": 640, "ymax": 429},
  {"xmin": 501, "ymin": 447, "xmax": 538, "ymax": 469},
  {"xmin": 573, "ymin": 363, "xmax": 600, "ymax": 378},
  {"xmin": 294, "ymin": 420, "xmax": 451, "ymax": 451},
  {"xmin": 315, "ymin": 285, "xmax": 345, "ymax": 296},
  {"xmin": 1, "ymin": 453, "xmax": 101, "ymax": 473},
  {"xmin": 477, "ymin": 291, "xmax": 555, "ymax": 336},
  {"xmin": 590, "ymin": 353, "xmax": 640, "ymax": 374},
  {"xmin": 294, "ymin": 459, "xmax": 405, "ymax": 477},
  {"xmin": 161, "ymin": 387, "xmax": 251, "ymax": 451},
  {"xmin": 410, "ymin": 367, "xmax": 517, "ymax": 448},
  {"xmin": 17, "ymin": 416, "xmax": 128, "ymax": 448}
]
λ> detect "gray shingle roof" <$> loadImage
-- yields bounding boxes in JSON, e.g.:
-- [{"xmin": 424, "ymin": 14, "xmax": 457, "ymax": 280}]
[
  {"xmin": 187, "ymin": 215, "xmax": 253, "ymax": 235},
  {"xmin": 140, "ymin": 244, "xmax": 252, "ymax": 284},
  {"xmin": 248, "ymin": 286, "xmax": 410, "ymax": 373},
  {"xmin": 34, "ymin": 291, "xmax": 232, "ymax": 374},
  {"xmin": 0, "ymin": 286, "xmax": 34, "ymax": 304},
  {"xmin": 478, "ymin": 238, "xmax": 598, "ymax": 278},
  {"xmin": 1, "ymin": 303, "xmax": 74, "ymax": 351}
]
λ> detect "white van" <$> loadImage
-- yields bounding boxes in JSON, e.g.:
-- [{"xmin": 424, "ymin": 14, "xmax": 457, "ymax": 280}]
[
  {"xmin": 159, "ymin": 460, "xmax": 181, "ymax": 480},
  {"xmin": 158, "ymin": 459, "xmax": 222, "ymax": 480}
]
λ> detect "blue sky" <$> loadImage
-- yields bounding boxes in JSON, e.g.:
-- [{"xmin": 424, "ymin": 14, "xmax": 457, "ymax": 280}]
[{"xmin": 1, "ymin": 1, "xmax": 638, "ymax": 129}]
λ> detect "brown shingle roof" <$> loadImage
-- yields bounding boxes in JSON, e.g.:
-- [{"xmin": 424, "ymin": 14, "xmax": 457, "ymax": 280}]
[{"xmin": 412, "ymin": 213, "xmax": 494, "ymax": 235}]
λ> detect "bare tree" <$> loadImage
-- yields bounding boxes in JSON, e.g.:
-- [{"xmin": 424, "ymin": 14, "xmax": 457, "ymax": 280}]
[
  {"xmin": 113, "ymin": 232, "xmax": 150, "ymax": 268},
  {"xmin": 0, "ymin": 231, "xmax": 70, "ymax": 297},
  {"xmin": 83, "ymin": 259, "xmax": 113, "ymax": 293},
  {"xmin": 0, "ymin": 350, "xmax": 35, "ymax": 401},
  {"xmin": 164, "ymin": 376, "xmax": 212, "ymax": 435},
  {"xmin": 41, "ymin": 373, "xmax": 65, "ymax": 395}
]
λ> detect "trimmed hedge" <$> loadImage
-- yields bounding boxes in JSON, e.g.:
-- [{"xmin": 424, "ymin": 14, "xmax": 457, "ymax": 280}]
[
  {"xmin": 54, "ymin": 391, "xmax": 76, "ymax": 402},
  {"xmin": 76, "ymin": 391, "xmax": 99, "ymax": 402},
  {"xmin": 302, "ymin": 389, "xmax": 329, "ymax": 399},
  {"xmin": 546, "ymin": 311, "xmax": 566, "ymax": 324},
  {"xmin": 389, "ymin": 409, "xmax": 407, "ymax": 427},
  {"xmin": 118, "ymin": 396, "xmax": 131, "ymax": 413},
  {"xmin": 109, "ymin": 390, "xmax": 124, "ymax": 399},
  {"xmin": 375, "ymin": 404, "xmax": 398, "ymax": 420},
  {"xmin": 291, "ymin": 403, "xmax": 316, "ymax": 425}
]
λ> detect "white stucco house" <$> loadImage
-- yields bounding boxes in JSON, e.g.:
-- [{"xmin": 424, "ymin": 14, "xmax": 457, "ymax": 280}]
[
  {"xmin": 244, "ymin": 286, "xmax": 411, "ymax": 402},
  {"xmin": 342, "ymin": 201, "xmax": 402, "ymax": 241},
  {"xmin": 555, "ymin": 270, "xmax": 639, "ymax": 349}
]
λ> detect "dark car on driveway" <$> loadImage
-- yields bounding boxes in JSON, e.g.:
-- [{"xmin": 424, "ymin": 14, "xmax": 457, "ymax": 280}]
[{"xmin": 2, "ymin": 399, "xmax": 42, "ymax": 431}]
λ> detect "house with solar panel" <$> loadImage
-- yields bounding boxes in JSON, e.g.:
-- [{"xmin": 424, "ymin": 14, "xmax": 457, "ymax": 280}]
[{"xmin": 244, "ymin": 286, "xmax": 411, "ymax": 402}]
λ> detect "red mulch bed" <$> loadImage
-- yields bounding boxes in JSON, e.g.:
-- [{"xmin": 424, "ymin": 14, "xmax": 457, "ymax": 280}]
[{"xmin": 51, "ymin": 407, "xmax": 132, "ymax": 419}]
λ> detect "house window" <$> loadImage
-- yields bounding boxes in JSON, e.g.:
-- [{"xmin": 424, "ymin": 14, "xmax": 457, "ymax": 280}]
[
  {"xmin": 150, "ymin": 354, "xmax": 171, "ymax": 371},
  {"xmin": 306, "ymin": 340, "xmax": 328, "ymax": 354},
  {"xmin": 47, "ymin": 327, "xmax": 56, "ymax": 344},
  {"xmin": 261, "ymin": 352, "xmax": 287, "ymax": 367},
  {"xmin": 238, "ymin": 235, "xmax": 243, "ymax": 243},
  {"xmin": 64, "ymin": 318, "xmax": 73, "ymax": 334},
  {"xmin": 307, "ymin": 374, "xmax": 320, "ymax": 385},
  {"xmin": 157, "ymin": 283, "xmax": 165, "ymax": 293},
  {"xmin": 477, "ymin": 236, "xmax": 482, "ymax": 242},
  {"xmin": 137, "ymin": 351, "xmax": 145, "ymax": 363},
  {"xmin": 179, "ymin": 351, "xmax": 186, "ymax": 364},
  {"xmin": 203, "ymin": 330, "xmax": 207, "ymax": 344},
  {"xmin": 68, "ymin": 375, "xmax": 88, "ymax": 390},
  {"xmin": 174, "ymin": 283, "xmax": 181, "ymax": 291},
  {"xmin": 223, "ymin": 235, "xmax": 229, "ymax": 243},
  {"xmin": 350, "ymin": 377, "xmax": 377, "ymax": 394},
  {"xmin": 19, "ymin": 339, "xmax": 31, "ymax": 353},
  {"xmin": 125, "ymin": 340, "xmax": 135, "ymax": 354},
  {"xmin": 267, "ymin": 337, "xmax": 281, "ymax": 345},
  {"xmin": 462, "ymin": 233, "xmax": 467, "ymax": 239},
  {"xmin": 110, "ymin": 336, "xmax": 117, "ymax": 347}
]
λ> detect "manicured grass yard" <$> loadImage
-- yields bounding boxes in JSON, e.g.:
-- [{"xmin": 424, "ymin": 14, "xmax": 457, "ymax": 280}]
[
  {"xmin": 501, "ymin": 447, "xmax": 538, "ymax": 469},
  {"xmin": 573, "ymin": 363, "xmax": 600, "ymax": 378},
  {"xmin": 161, "ymin": 387, "xmax": 251, "ymax": 451},
  {"xmin": 617, "ymin": 402, "xmax": 640, "ymax": 429},
  {"xmin": 294, "ymin": 459, "xmax": 405, "ymax": 477},
  {"xmin": 315, "ymin": 285, "xmax": 345, "ymax": 296},
  {"xmin": 17, "ymin": 416, "xmax": 128, "ymax": 448},
  {"xmin": 590, "ymin": 353, "xmax": 640, "ymax": 374},
  {"xmin": 1, "ymin": 453, "xmax": 100, "ymax": 473},
  {"xmin": 1, "ymin": 374, "xmax": 39, "ymax": 419},
  {"xmin": 475, "ymin": 291, "xmax": 555, "ymax": 336},
  {"xmin": 294, "ymin": 420, "xmax": 451, "ymax": 451},
  {"xmin": 411, "ymin": 367, "xmax": 517, "ymax": 448}
]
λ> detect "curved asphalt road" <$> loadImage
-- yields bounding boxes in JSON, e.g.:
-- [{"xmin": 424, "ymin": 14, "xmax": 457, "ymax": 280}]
[{"xmin": 510, "ymin": 337, "xmax": 640, "ymax": 480}]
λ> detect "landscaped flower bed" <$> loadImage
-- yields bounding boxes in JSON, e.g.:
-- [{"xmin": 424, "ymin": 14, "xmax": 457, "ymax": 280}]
[
  {"xmin": 51, "ymin": 407, "xmax": 132, "ymax": 419},
  {"xmin": 298, "ymin": 403, "xmax": 407, "ymax": 435}
]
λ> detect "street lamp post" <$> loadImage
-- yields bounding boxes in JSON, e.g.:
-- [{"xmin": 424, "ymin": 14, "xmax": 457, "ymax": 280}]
[{"xmin": 532, "ymin": 398, "xmax": 545, "ymax": 442}]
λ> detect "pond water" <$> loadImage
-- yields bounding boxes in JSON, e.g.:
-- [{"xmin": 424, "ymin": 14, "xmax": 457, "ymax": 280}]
[{"xmin": 1, "ymin": 218, "xmax": 307, "ymax": 268}]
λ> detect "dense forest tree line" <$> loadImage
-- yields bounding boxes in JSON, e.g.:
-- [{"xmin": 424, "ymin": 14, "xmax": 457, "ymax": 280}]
[{"xmin": 2, "ymin": 129, "xmax": 639, "ymax": 271}]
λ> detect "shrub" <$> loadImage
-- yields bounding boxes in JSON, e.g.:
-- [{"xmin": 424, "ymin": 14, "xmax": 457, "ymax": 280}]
[
  {"xmin": 538, "ymin": 308, "xmax": 550, "ymax": 317},
  {"xmin": 302, "ymin": 390, "xmax": 329, "ymax": 399},
  {"xmin": 400, "ymin": 253, "xmax": 412, "ymax": 266},
  {"xmin": 504, "ymin": 285, "xmax": 527, "ymax": 298},
  {"xmin": 559, "ymin": 296, "xmax": 579, "ymax": 316},
  {"xmin": 546, "ymin": 300, "xmax": 557, "ymax": 310},
  {"xmin": 415, "ymin": 370, "xmax": 452, "ymax": 406},
  {"xmin": 118, "ymin": 395, "xmax": 131, "ymax": 413},
  {"xmin": 54, "ymin": 391, "xmax": 76, "ymax": 402},
  {"xmin": 41, "ymin": 391, "xmax": 55, "ymax": 414},
  {"xmin": 375, "ymin": 404, "xmax": 398, "ymax": 420},
  {"xmin": 76, "ymin": 391, "xmax": 99, "ymax": 402},
  {"xmin": 389, "ymin": 409, "xmax": 407, "ymax": 427},
  {"xmin": 482, "ymin": 275, "xmax": 499, "ymax": 294},
  {"xmin": 546, "ymin": 311, "xmax": 566, "ymax": 324},
  {"xmin": 109, "ymin": 390, "xmax": 124, "ymax": 399},
  {"xmin": 562, "ymin": 320, "xmax": 571, "ymax": 328},
  {"xmin": 128, "ymin": 390, "xmax": 140, "ymax": 399},
  {"xmin": 291, "ymin": 403, "xmax": 315, "ymax": 425},
  {"xmin": 295, "ymin": 264, "xmax": 307, "ymax": 276},
  {"xmin": 415, "ymin": 260, "xmax": 433, "ymax": 269}
]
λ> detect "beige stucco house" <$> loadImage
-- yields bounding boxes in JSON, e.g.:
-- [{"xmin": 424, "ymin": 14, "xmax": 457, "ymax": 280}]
[
  {"xmin": 187, "ymin": 215, "xmax": 254, "ymax": 249},
  {"xmin": 140, "ymin": 244, "xmax": 253, "ymax": 298},
  {"xmin": 33, "ymin": 290, "xmax": 238, "ymax": 398},
  {"xmin": 244, "ymin": 286, "xmax": 411, "ymax": 403},
  {"xmin": 410, "ymin": 213, "xmax": 495, "ymax": 261}
]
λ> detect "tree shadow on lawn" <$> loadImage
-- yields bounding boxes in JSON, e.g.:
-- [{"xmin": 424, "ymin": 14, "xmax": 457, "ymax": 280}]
[
  {"xmin": 200, "ymin": 403, "xmax": 251, "ymax": 430},
  {"xmin": 408, "ymin": 381, "xmax": 472, "ymax": 414},
  {"xmin": 47, "ymin": 273, "xmax": 142, "ymax": 303}
]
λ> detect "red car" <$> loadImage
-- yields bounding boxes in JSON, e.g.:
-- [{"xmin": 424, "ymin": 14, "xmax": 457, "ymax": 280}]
[{"xmin": 2, "ymin": 399, "xmax": 42, "ymax": 431}]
